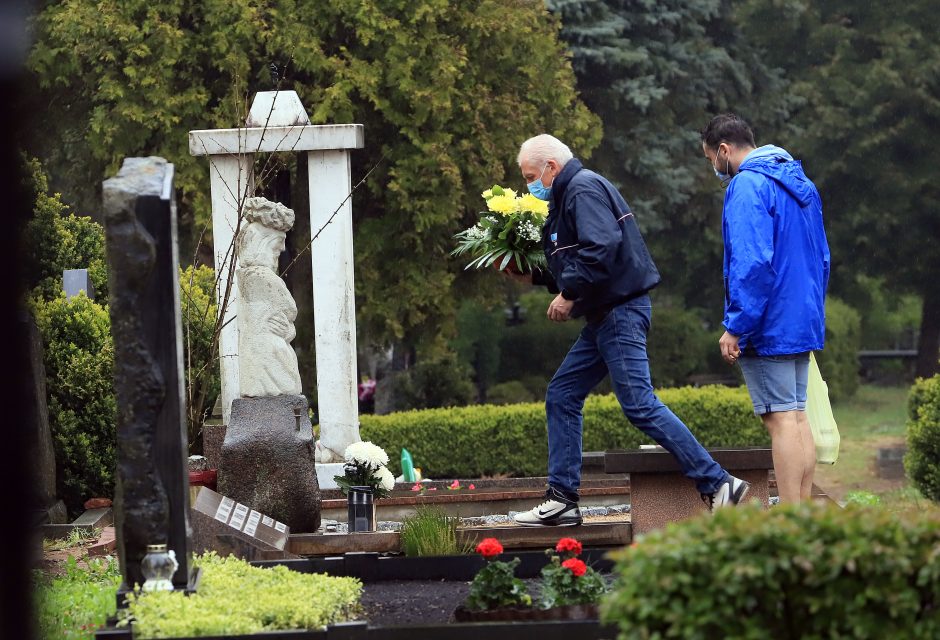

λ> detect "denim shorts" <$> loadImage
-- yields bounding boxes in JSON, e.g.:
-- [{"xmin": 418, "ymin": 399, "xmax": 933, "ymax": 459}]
[{"xmin": 737, "ymin": 352, "xmax": 810, "ymax": 416}]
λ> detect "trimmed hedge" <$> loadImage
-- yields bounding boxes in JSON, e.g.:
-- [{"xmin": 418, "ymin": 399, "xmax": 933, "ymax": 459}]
[
  {"xmin": 360, "ymin": 385, "xmax": 767, "ymax": 478},
  {"xmin": 817, "ymin": 296, "xmax": 861, "ymax": 401},
  {"xmin": 906, "ymin": 375, "xmax": 940, "ymax": 502},
  {"xmin": 602, "ymin": 502, "xmax": 940, "ymax": 639}
]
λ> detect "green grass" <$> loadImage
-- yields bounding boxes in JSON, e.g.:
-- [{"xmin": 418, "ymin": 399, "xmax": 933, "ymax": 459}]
[
  {"xmin": 816, "ymin": 384, "xmax": 910, "ymax": 501},
  {"xmin": 35, "ymin": 555, "xmax": 121, "ymax": 640},
  {"xmin": 43, "ymin": 527, "xmax": 100, "ymax": 552},
  {"xmin": 399, "ymin": 505, "xmax": 475, "ymax": 557},
  {"xmin": 830, "ymin": 384, "xmax": 909, "ymax": 438}
]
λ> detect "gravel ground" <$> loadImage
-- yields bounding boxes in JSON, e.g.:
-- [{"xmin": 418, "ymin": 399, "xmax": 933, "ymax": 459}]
[{"xmin": 359, "ymin": 578, "xmax": 544, "ymax": 626}]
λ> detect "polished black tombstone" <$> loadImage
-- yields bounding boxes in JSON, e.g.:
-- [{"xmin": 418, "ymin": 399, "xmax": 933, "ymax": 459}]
[{"xmin": 101, "ymin": 157, "xmax": 195, "ymax": 596}]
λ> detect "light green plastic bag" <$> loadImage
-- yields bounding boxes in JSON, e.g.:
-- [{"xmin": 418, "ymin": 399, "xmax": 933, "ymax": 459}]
[{"xmin": 807, "ymin": 352, "xmax": 841, "ymax": 464}]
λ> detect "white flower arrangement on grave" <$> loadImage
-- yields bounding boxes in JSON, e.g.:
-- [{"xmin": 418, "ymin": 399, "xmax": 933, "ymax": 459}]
[{"xmin": 333, "ymin": 441, "xmax": 395, "ymax": 499}]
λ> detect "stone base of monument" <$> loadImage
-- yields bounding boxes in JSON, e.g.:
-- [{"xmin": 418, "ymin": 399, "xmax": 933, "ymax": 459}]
[
  {"xmin": 190, "ymin": 486, "xmax": 299, "ymax": 561},
  {"xmin": 315, "ymin": 462, "xmax": 345, "ymax": 490},
  {"xmin": 219, "ymin": 395, "xmax": 321, "ymax": 533}
]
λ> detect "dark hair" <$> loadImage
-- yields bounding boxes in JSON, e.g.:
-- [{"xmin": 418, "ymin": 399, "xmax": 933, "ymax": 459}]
[{"xmin": 701, "ymin": 113, "xmax": 756, "ymax": 150}]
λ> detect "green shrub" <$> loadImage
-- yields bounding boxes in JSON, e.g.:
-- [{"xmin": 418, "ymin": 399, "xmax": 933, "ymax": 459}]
[
  {"xmin": 361, "ymin": 385, "xmax": 766, "ymax": 477},
  {"xmin": 817, "ymin": 296, "xmax": 861, "ymax": 401},
  {"xmin": 906, "ymin": 375, "xmax": 940, "ymax": 502},
  {"xmin": 452, "ymin": 301, "xmax": 503, "ymax": 401},
  {"xmin": 23, "ymin": 157, "xmax": 109, "ymax": 303},
  {"xmin": 486, "ymin": 380, "xmax": 536, "ymax": 405},
  {"xmin": 647, "ymin": 304, "xmax": 713, "ymax": 387},
  {"xmin": 496, "ymin": 291, "xmax": 582, "ymax": 383},
  {"xmin": 392, "ymin": 352, "xmax": 476, "ymax": 411},
  {"xmin": 602, "ymin": 502, "xmax": 940, "ymax": 639},
  {"xmin": 124, "ymin": 553, "xmax": 362, "ymax": 638},
  {"xmin": 180, "ymin": 265, "xmax": 220, "ymax": 452},
  {"xmin": 400, "ymin": 505, "xmax": 473, "ymax": 557},
  {"xmin": 31, "ymin": 293, "xmax": 116, "ymax": 515},
  {"xmin": 36, "ymin": 556, "xmax": 122, "ymax": 640}
]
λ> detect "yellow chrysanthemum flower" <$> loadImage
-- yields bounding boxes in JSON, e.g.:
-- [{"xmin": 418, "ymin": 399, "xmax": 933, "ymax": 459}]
[
  {"xmin": 520, "ymin": 193, "xmax": 549, "ymax": 218},
  {"xmin": 501, "ymin": 187, "xmax": 518, "ymax": 199},
  {"xmin": 481, "ymin": 189, "xmax": 493, "ymax": 199},
  {"xmin": 486, "ymin": 194, "xmax": 520, "ymax": 215}
]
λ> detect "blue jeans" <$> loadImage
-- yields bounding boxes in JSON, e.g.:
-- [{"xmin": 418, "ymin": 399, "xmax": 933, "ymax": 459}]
[{"xmin": 545, "ymin": 296, "xmax": 728, "ymax": 499}]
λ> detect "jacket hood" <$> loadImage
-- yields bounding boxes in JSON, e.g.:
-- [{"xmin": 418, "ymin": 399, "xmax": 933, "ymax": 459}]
[{"xmin": 738, "ymin": 144, "xmax": 813, "ymax": 207}]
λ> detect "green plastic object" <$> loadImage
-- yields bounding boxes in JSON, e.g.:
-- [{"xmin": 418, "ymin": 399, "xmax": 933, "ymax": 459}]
[{"xmin": 401, "ymin": 448, "xmax": 416, "ymax": 483}]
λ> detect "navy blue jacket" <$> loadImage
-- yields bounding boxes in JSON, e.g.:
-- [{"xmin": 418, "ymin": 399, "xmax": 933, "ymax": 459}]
[
  {"xmin": 535, "ymin": 158, "xmax": 660, "ymax": 319},
  {"xmin": 723, "ymin": 145, "xmax": 830, "ymax": 354}
]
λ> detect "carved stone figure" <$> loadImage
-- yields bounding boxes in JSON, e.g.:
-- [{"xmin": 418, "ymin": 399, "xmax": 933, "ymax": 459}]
[{"xmin": 236, "ymin": 197, "xmax": 302, "ymax": 397}]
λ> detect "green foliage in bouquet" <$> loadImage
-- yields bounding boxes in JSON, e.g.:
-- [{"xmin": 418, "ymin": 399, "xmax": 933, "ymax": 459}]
[{"xmin": 452, "ymin": 186, "xmax": 549, "ymax": 274}]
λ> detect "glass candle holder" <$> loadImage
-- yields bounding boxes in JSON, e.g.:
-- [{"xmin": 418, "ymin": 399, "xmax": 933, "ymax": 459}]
[{"xmin": 141, "ymin": 543, "xmax": 178, "ymax": 592}]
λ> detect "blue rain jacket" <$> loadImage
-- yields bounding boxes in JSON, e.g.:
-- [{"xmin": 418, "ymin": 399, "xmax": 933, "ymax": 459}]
[{"xmin": 722, "ymin": 145, "xmax": 830, "ymax": 355}]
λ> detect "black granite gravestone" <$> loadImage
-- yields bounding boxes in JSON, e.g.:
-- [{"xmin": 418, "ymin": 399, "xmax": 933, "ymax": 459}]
[{"xmin": 102, "ymin": 157, "xmax": 195, "ymax": 595}]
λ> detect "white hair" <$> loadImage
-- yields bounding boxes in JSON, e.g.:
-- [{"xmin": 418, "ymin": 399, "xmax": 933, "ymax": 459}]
[{"xmin": 517, "ymin": 134, "xmax": 573, "ymax": 168}]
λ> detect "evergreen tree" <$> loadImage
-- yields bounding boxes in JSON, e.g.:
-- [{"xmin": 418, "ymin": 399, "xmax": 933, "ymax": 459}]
[
  {"xmin": 739, "ymin": 0, "xmax": 940, "ymax": 376},
  {"xmin": 27, "ymin": 0, "xmax": 601, "ymax": 368},
  {"xmin": 546, "ymin": 0, "xmax": 794, "ymax": 312}
]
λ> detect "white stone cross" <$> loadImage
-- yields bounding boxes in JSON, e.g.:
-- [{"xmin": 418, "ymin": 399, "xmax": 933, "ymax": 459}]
[{"xmin": 190, "ymin": 91, "xmax": 363, "ymax": 467}]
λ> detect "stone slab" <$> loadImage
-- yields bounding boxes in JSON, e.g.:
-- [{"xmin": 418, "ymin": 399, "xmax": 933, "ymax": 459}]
[
  {"xmin": 605, "ymin": 447, "xmax": 774, "ymax": 474},
  {"xmin": 202, "ymin": 421, "xmax": 225, "ymax": 470},
  {"xmin": 191, "ymin": 486, "xmax": 298, "ymax": 561},
  {"xmin": 287, "ymin": 522, "xmax": 631, "ymax": 556},
  {"xmin": 63, "ymin": 268, "xmax": 95, "ymax": 301},
  {"xmin": 72, "ymin": 507, "xmax": 114, "ymax": 529},
  {"xmin": 876, "ymin": 446, "xmax": 907, "ymax": 480},
  {"xmin": 315, "ymin": 462, "xmax": 345, "ymax": 490},
  {"xmin": 629, "ymin": 469, "xmax": 770, "ymax": 536},
  {"xmin": 219, "ymin": 395, "xmax": 321, "ymax": 532},
  {"xmin": 88, "ymin": 527, "xmax": 117, "ymax": 557}
]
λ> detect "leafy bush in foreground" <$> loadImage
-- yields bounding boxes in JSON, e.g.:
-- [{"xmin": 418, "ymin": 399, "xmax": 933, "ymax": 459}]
[{"xmin": 603, "ymin": 502, "xmax": 940, "ymax": 639}]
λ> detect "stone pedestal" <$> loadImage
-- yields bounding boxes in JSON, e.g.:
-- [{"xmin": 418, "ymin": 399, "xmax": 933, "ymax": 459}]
[{"xmin": 219, "ymin": 395, "xmax": 320, "ymax": 533}]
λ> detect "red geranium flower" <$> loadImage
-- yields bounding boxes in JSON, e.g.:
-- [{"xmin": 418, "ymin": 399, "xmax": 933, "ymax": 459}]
[
  {"xmin": 555, "ymin": 537, "xmax": 583, "ymax": 555},
  {"xmin": 476, "ymin": 537, "xmax": 504, "ymax": 559},
  {"xmin": 561, "ymin": 558, "xmax": 587, "ymax": 577}
]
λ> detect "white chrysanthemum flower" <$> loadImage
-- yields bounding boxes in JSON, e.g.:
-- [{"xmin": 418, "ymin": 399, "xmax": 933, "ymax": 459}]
[
  {"xmin": 374, "ymin": 465, "xmax": 395, "ymax": 492},
  {"xmin": 344, "ymin": 441, "xmax": 389, "ymax": 467}
]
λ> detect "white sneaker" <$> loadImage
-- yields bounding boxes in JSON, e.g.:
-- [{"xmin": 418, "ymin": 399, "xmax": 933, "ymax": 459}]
[
  {"xmin": 514, "ymin": 496, "xmax": 582, "ymax": 527},
  {"xmin": 701, "ymin": 475, "xmax": 750, "ymax": 512}
]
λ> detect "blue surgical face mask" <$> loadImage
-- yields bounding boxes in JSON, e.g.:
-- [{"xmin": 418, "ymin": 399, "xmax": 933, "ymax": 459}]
[
  {"xmin": 712, "ymin": 148, "xmax": 732, "ymax": 187},
  {"xmin": 527, "ymin": 163, "xmax": 553, "ymax": 200}
]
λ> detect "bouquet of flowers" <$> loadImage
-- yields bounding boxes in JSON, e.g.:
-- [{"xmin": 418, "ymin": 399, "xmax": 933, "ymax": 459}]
[
  {"xmin": 451, "ymin": 185, "xmax": 549, "ymax": 274},
  {"xmin": 333, "ymin": 441, "xmax": 396, "ymax": 499},
  {"xmin": 538, "ymin": 537, "xmax": 608, "ymax": 608}
]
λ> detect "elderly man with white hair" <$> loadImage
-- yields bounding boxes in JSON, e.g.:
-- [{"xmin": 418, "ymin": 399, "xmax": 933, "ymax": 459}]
[{"xmin": 512, "ymin": 134, "xmax": 750, "ymax": 527}]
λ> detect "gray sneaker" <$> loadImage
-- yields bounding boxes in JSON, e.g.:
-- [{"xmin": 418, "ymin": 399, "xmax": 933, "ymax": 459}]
[
  {"xmin": 514, "ymin": 495, "xmax": 583, "ymax": 527},
  {"xmin": 701, "ymin": 475, "xmax": 750, "ymax": 512}
]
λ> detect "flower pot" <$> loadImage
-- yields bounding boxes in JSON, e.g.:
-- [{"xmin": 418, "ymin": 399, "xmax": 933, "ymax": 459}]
[
  {"xmin": 347, "ymin": 486, "xmax": 376, "ymax": 532},
  {"xmin": 453, "ymin": 603, "xmax": 599, "ymax": 622}
]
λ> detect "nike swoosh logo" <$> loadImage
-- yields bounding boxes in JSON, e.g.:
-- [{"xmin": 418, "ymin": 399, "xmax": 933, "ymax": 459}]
[{"xmin": 537, "ymin": 508, "xmax": 559, "ymax": 517}]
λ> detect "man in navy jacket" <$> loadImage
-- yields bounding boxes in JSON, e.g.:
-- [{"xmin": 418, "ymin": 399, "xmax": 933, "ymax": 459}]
[
  {"xmin": 512, "ymin": 134, "xmax": 750, "ymax": 527},
  {"xmin": 702, "ymin": 114, "xmax": 830, "ymax": 503}
]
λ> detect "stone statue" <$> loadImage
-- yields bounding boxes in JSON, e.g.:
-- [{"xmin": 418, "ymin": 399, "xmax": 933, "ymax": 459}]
[{"xmin": 236, "ymin": 197, "xmax": 302, "ymax": 397}]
